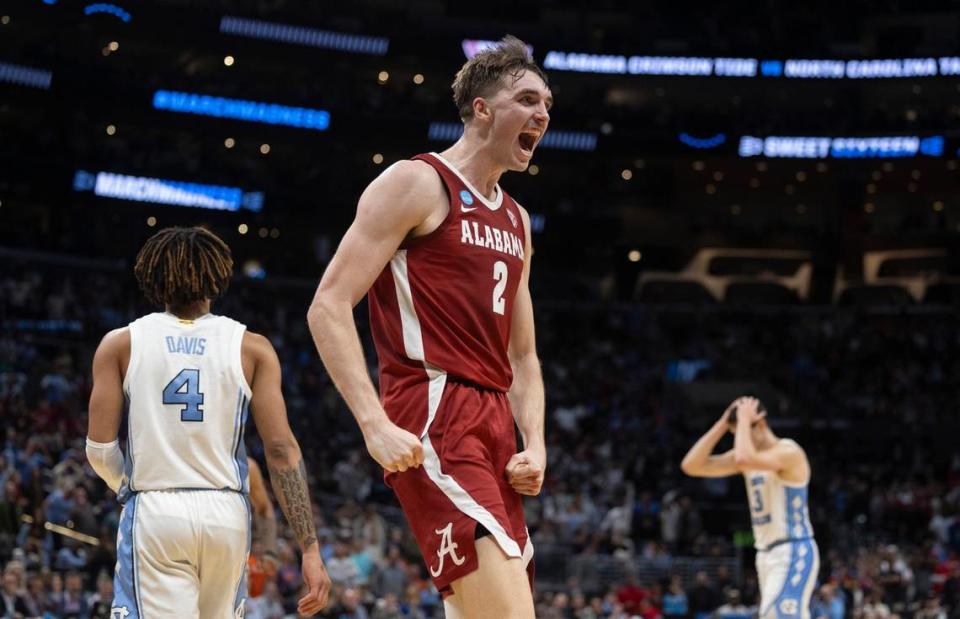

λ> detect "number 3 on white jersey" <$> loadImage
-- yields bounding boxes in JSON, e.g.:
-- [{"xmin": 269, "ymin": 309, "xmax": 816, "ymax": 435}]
[{"xmin": 492, "ymin": 261, "xmax": 507, "ymax": 315}]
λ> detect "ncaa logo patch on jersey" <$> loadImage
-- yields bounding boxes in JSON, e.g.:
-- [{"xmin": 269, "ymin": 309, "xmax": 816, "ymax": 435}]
[
  {"xmin": 506, "ymin": 209, "xmax": 518, "ymax": 228},
  {"xmin": 459, "ymin": 190, "xmax": 474, "ymax": 206}
]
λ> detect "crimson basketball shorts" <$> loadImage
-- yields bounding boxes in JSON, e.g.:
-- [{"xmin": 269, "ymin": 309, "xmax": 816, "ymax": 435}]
[{"xmin": 385, "ymin": 377, "xmax": 534, "ymax": 596}]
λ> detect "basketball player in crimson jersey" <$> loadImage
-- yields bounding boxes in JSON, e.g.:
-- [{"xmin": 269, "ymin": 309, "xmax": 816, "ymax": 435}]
[{"xmin": 308, "ymin": 36, "xmax": 549, "ymax": 618}]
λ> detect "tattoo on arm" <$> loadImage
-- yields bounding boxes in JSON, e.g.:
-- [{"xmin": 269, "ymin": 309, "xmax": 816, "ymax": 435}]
[{"xmin": 268, "ymin": 459, "xmax": 318, "ymax": 550}]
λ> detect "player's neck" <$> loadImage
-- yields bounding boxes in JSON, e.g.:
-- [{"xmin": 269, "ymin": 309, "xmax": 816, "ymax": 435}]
[
  {"xmin": 165, "ymin": 301, "xmax": 211, "ymax": 320},
  {"xmin": 439, "ymin": 138, "xmax": 504, "ymax": 201},
  {"xmin": 757, "ymin": 429, "xmax": 778, "ymax": 450}
]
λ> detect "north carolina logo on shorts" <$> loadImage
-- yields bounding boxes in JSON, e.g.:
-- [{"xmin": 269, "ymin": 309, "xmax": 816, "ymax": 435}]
[
  {"xmin": 234, "ymin": 599, "xmax": 246, "ymax": 618},
  {"xmin": 778, "ymin": 598, "xmax": 800, "ymax": 615},
  {"xmin": 430, "ymin": 522, "xmax": 466, "ymax": 577},
  {"xmin": 111, "ymin": 607, "xmax": 130, "ymax": 619}
]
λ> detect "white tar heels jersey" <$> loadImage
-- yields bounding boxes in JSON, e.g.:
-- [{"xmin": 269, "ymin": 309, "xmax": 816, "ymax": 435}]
[
  {"xmin": 743, "ymin": 440, "xmax": 814, "ymax": 550},
  {"xmin": 117, "ymin": 312, "xmax": 252, "ymax": 502}
]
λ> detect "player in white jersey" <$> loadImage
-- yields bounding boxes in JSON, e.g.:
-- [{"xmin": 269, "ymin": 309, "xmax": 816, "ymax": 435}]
[
  {"xmin": 86, "ymin": 226, "xmax": 331, "ymax": 618},
  {"xmin": 681, "ymin": 396, "xmax": 819, "ymax": 619}
]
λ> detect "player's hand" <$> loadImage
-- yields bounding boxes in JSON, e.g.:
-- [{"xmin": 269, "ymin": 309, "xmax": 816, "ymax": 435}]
[
  {"xmin": 297, "ymin": 544, "xmax": 331, "ymax": 616},
  {"xmin": 735, "ymin": 396, "xmax": 766, "ymax": 424},
  {"xmin": 718, "ymin": 400, "xmax": 738, "ymax": 425},
  {"xmin": 505, "ymin": 447, "xmax": 546, "ymax": 496},
  {"xmin": 363, "ymin": 419, "xmax": 424, "ymax": 473}
]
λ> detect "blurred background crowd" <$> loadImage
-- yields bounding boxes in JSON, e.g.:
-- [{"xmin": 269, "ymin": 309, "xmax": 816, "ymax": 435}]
[{"xmin": 2, "ymin": 265, "xmax": 959, "ymax": 618}]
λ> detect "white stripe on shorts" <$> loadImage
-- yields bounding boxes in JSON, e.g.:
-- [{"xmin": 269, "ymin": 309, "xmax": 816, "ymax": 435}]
[{"xmin": 390, "ymin": 251, "xmax": 522, "ymax": 560}]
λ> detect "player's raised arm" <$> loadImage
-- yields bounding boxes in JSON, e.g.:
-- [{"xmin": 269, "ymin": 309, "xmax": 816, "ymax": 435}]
[
  {"xmin": 680, "ymin": 402, "xmax": 740, "ymax": 478},
  {"xmin": 505, "ymin": 205, "xmax": 546, "ymax": 496},
  {"xmin": 306, "ymin": 160, "xmax": 440, "ymax": 473},
  {"xmin": 85, "ymin": 328, "xmax": 129, "ymax": 493},
  {"xmin": 732, "ymin": 396, "xmax": 805, "ymax": 475},
  {"xmin": 245, "ymin": 332, "xmax": 330, "ymax": 616}
]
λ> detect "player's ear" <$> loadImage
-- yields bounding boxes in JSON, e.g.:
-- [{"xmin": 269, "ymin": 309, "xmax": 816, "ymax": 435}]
[{"xmin": 472, "ymin": 96, "xmax": 492, "ymax": 121}]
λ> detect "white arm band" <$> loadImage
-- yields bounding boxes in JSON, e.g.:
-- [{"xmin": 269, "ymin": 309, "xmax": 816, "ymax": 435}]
[{"xmin": 85, "ymin": 437, "xmax": 125, "ymax": 493}]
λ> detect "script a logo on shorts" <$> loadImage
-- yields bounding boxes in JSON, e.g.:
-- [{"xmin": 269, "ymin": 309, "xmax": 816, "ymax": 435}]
[
  {"xmin": 430, "ymin": 522, "xmax": 466, "ymax": 577},
  {"xmin": 778, "ymin": 598, "xmax": 800, "ymax": 616},
  {"xmin": 459, "ymin": 189, "xmax": 477, "ymax": 212},
  {"xmin": 111, "ymin": 607, "xmax": 130, "ymax": 619}
]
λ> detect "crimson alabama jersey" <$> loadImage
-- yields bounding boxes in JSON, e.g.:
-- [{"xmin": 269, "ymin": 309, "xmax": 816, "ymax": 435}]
[{"xmin": 368, "ymin": 152, "xmax": 527, "ymax": 434}]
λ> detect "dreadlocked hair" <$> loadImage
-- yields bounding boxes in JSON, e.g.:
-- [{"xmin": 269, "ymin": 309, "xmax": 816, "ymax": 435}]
[{"xmin": 134, "ymin": 226, "xmax": 233, "ymax": 308}]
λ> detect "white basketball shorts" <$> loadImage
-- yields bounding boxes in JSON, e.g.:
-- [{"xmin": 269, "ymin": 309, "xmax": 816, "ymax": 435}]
[
  {"xmin": 112, "ymin": 490, "xmax": 251, "ymax": 618},
  {"xmin": 756, "ymin": 538, "xmax": 819, "ymax": 619}
]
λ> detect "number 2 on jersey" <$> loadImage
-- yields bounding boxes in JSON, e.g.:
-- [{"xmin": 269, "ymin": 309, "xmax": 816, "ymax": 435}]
[
  {"xmin": 492, "ymin": 261, "xmax": 508, "ymax": 315},
  {"xmin": 162, "ymin": 368, "xmax": 204, "ymax": 422}
]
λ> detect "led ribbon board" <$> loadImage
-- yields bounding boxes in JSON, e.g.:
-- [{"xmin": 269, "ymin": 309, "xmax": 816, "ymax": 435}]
[
  {"xmin": 153, "ymin": 90, "xmax": 330, "ymax": 130},
  {"xmin": 771, "ymin": 58, "xmax": 960, "ymax": 78},
  {"xmin": 428, "ymin": 122, "xmax": 597, "ymax": 151},
  {"xmin": 220, "ymin": 16, "xmax": 388, "ymax": 55},
  {"xmin": 738, "ymin": 135, "xmax": 945, "ymax": 159},
  {"xmin": 0, "ymin": 61, "xmax": 53, "ymax": 89},
  {"xmin": 544, "ymin": 50, "xmax": 960, "ymax": 79},
  {"xmin": 544, "ymin": 52, "xmax": 757, "ymax": 76},
  {"xmin": 73, "ymin": 170, "xmax": 264, "ymax": 211}
]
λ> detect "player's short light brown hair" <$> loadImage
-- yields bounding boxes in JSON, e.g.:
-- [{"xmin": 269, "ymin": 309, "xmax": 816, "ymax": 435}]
[{"xmin": 452, "ymin": 35, "xmax": 548, "ymax": 121}]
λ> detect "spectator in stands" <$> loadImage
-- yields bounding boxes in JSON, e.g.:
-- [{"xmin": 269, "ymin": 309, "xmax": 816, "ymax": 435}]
[
  {"xmin": 86, "ymin": 570, "xmax": 113, "ymax": 619},
  {"xmin": 328, "ymin": 540, "xmax": 361, "ymax": 588},
  {"xmin": 812, "ymin": 582, "xmax": 846, "ymax": 619},
  {"xmin": 616, "ymin": 571, "xmax": 648, "ymax": 615},
  {"xmin": 689, "ymin": 570, "xmax": 721, "ymax": 618},
  {"xmin": 23, "ymin": 572, "xmax": 50, "ymax": 617},
  {"xmin": 662, "ymin": 574, "xmax": 689, "ymax": 618},
  {"xmin": 714, "ymin": 588, "xmax": 752, "ymax": 619},
  {"xmin": 246, "ymin": 581, "xmax": 286, "ymax": 619},
  {"xmin": 54, "ymin": 538, "xmax": 87, "ymax": 571},
  {"xmin": 861, "ymin": 590, "xmax": 892, "ymax": 618},
  {"xmin": 338, "ymin": 586, "xmax": 371, "ymax": 619},
  {"xmin": 50, "ymin": 570, "xmax": 88, "ymax": 618},
  {"xmin": 372, "ymin": 545, "xmax": 409, "ymax": 600},
  {"xmin": 0, "ymin": 568, "xmax": 30, "ymax": 617}
]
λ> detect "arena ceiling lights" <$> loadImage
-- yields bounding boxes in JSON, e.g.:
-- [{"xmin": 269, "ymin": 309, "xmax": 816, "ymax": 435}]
[
  {"xmin": 544, "ymin": 50, "xmax": 960, "ymax": 79},
  {"xmin": 219, "ymin": 16, "xmax": 388, "ymax": 55},
  {"xmin": 73, "ymin": 170, "xmax": 265, "ymax": 212},
  {"xmin": 83, "ymin": 3, "xmax": 132, "ymax": 22}
]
